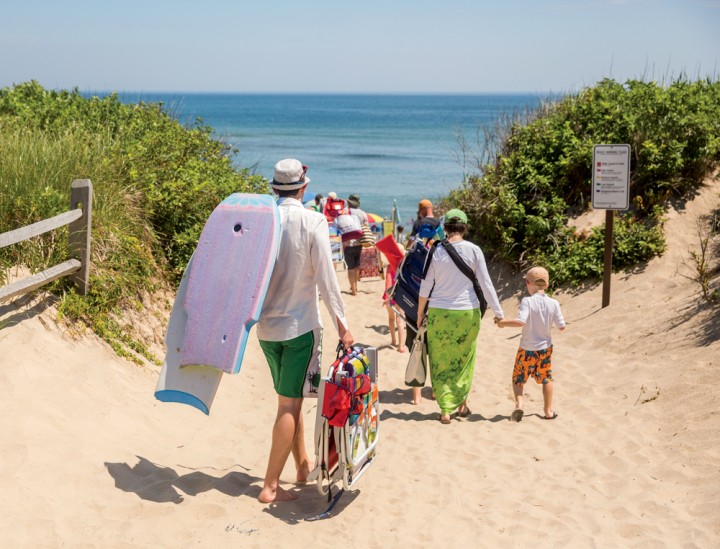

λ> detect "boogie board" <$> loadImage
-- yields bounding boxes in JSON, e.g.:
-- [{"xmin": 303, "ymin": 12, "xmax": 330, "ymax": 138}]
[
  {"xmin": 154, "ymin": 256, "xmax": 223, "ymax": 414},
  {"xmin": 180, "ymin": 193, "xmax": 281, "ymax": 374},
  {"xmin": 154, "ymin": 193, "xmax": 281, "ymax": 414}
]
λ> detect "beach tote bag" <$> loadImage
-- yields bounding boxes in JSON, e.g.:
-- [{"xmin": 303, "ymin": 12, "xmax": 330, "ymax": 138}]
[
  {"xmin": 359, "ymin": 247, "xmax": 382, "ymax": 279},
  {"xmin": 360, "ymin": 223, "xmax": 375, "ymax": 248},
  {"xmin": 404, "ymin": 327, "xmax": 427, "ymax": 387}
]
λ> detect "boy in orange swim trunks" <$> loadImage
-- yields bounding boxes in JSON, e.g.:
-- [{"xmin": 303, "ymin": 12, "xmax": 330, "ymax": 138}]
[{"xmin": 496, "ymin": 267, "xmax": 565, "ymax": 421}]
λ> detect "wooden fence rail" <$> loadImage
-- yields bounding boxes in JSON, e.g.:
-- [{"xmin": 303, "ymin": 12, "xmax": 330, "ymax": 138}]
[{"xmin": 0, "ymin": 179, "xmax": 92, "ymax": 303}]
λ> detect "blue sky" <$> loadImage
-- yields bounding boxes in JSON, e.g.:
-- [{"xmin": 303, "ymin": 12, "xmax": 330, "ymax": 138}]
[{"xmin": 1, "ymin": 0, "xmax": 718, "ymax": 93}]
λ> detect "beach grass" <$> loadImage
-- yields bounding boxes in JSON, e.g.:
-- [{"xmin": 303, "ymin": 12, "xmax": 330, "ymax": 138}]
[
  {"xmin": 0, "ymin": 82, "xmax": 268, "ymax": 361},
  {"xmin": 446, "ymin": 77, "xmax": 720, "ymax": 288}
]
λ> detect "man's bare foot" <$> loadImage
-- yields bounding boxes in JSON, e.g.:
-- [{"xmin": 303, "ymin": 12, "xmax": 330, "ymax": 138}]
[
  {"xmin": 296, "ymin": 460, "xmax": 311, "ymax": 484},
  {"xmin": 258, "ymin": 485, "xmax": 297, "ymax": 503},
  {"xmin": 397, "ymin": 345, "xmax": 407, "ymax": 353}
]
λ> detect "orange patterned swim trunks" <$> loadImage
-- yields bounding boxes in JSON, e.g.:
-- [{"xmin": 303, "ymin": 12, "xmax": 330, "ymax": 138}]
[{"xmin": 512, "ymin": 346, "xmax": 553, "ymax": 385}]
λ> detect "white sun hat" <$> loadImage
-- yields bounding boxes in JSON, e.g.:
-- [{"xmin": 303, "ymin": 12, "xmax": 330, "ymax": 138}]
[{"xmin": 271, "ymin": 158, "xmax": 310, "ymax": 191}]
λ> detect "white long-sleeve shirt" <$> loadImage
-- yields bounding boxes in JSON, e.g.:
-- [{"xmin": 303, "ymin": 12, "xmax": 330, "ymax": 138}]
[
  {"xmin": 418, "ymin": 240, "xmax": 504, "ymax": 318},
  {"xmin": 257, "ymin": 198, "xmax": 348, "ymax": 341}
]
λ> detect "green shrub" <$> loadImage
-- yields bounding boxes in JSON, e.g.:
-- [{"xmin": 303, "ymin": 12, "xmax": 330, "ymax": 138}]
[
  {"xmin": 0, "ymin": 81, "xmax": 269, "ymax": 361},
  {"xmin": 446, "ymin": 77, "xmax": 720, "ymax": 287}
]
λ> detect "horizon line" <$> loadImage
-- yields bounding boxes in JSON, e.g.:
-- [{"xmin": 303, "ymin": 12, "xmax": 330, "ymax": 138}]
[{"xmin": 81, "ymin": 90, "xmax": 566, "ymax": 97}]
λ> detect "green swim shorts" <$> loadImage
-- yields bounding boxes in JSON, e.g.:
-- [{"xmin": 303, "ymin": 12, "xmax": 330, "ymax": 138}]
[{"xmin": 259, "ymin": 328, "xmax": 322, "ymax": 398}]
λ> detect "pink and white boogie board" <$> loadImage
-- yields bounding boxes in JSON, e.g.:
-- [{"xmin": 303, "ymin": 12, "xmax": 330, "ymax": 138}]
[{"xmin": 155, "ymin": 193, "xmax": 280, "ymax": 413}]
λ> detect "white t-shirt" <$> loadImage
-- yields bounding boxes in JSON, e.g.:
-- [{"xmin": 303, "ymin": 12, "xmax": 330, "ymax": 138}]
[
  {"xmin": 349, "ymin": 207, "xmax": 368, "ymax": 225},
  {"xmin": 418, "ymin": 240, "xmax": 504, "ymax": 318},
  {"xmin": 517, "ymin": 293, "xmax": 566, "ymax": 350}
]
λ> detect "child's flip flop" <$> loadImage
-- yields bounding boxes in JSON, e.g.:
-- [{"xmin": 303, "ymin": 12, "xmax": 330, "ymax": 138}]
[
  {"xmin": 511, "ymin": 409, "xmax": 524, "ymax": 422},
  {"xmin": 542, "ymin": 412, "xmax": 558, "ymax": 420}
]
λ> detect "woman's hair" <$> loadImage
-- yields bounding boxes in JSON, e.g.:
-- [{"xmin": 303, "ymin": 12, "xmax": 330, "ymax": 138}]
[{"xmin": 443, "ymin": 220, "xmax": 467, "ymax": 236}]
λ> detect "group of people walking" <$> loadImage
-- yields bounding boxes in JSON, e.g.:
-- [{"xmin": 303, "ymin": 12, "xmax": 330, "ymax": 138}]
[
  {"xmin": 407, "ymin": 203, "xmax": 565, "ymax": 424},
  {"xmin": 255, "ymin": 158, "xmax": 565, "ymax": 503}
]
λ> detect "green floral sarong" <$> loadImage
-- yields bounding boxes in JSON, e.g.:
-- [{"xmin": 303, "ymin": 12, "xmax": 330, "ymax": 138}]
[{"xmin": 426, "ymin": 307, "xmax": 481, "ymax": 415}]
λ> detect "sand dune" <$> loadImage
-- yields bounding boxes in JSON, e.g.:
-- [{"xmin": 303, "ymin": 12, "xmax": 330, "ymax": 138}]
[{"xmin": 1, "ymin": 178, "xmax": 718, "ymax": 548}]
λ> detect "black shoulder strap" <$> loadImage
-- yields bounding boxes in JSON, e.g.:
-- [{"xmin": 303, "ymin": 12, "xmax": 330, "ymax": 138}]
[
  {"xmin": 421, "ymin": 239, "xmax": 442, "ymax": 280},
  {"xmin": 438, "ymin": 240, "xmax": 488, "ymax": 317}
]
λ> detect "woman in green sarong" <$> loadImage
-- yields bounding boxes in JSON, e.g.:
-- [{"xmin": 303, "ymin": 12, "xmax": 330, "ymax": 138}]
[{"xmin": 417, "ymin": 209, "xmax": 505, "ymax": 424}]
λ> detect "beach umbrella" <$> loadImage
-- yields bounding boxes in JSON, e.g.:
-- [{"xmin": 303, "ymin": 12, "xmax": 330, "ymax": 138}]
[{"xmin": 366, "ymin": 212, "xmax": 384, "ymax": 223}]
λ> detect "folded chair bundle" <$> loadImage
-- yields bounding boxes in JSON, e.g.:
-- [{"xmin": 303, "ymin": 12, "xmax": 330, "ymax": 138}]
[{"xmin": 306, "ymin": 344, "xmax": 379, "ymax": 520}]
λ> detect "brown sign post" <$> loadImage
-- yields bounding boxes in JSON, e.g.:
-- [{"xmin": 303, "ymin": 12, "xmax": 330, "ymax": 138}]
[{"xmin": 592, "ymin": 144, "xmax": 631, "ymax": 308}]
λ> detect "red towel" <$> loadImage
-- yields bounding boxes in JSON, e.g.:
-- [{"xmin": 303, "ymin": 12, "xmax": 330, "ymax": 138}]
[{"xmin": 375, "ymin": 234, "xmax": 404, "ymax": 272}]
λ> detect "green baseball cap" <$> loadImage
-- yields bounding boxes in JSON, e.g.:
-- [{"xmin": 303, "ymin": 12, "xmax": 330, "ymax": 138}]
[{"xmin": 444, "ymin": 208, "xmax": 468, "ymax": 224}]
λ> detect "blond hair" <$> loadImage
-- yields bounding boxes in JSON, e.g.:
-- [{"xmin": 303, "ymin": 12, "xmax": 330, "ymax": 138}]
[{"xmin": 525, "ymin": 266, "xmax": 549, "ymax": 289}]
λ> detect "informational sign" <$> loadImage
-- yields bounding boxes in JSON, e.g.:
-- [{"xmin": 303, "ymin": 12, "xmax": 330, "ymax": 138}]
[{"xmin": 592, "ymin": 144, "xmax": 631, "ymax": 210}]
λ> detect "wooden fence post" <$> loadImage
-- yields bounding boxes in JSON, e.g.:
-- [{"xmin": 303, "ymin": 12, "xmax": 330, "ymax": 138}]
[{"xmin": 68, "ymin": 179, "xmax": 92, "ymax": 295}]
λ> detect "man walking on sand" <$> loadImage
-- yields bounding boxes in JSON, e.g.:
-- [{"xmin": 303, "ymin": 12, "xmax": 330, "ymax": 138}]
[{"xmin": 257, "ymin": 159, "xmax": 354, "ymax": 503}]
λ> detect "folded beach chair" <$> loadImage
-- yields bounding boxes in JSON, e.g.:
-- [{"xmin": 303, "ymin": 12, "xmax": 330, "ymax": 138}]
[
  {"xmin": 323, "ymin": 197, "xmax": 348, "ymax": 222},
  {"xmin": 307, "ymin": 344, "xmax": 379, "ymax": 520},
  {"xmin": 387, "ymin": 240, "xmax": 430, "ymax": 331},
  {"xmin": 328, "ymin": 224, "xmax": 345, "ymax": 269}
]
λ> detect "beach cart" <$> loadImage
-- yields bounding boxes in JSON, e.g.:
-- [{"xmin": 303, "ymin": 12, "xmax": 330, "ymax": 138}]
[{"xmin": 307, "ymin": 345, "xmax": 379, "ymax": 520}]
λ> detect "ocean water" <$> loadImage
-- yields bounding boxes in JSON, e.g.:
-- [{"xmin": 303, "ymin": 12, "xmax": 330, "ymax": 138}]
[{"xmin": 110, "ymin": 93, "xmax": 546, "ymax": 224}]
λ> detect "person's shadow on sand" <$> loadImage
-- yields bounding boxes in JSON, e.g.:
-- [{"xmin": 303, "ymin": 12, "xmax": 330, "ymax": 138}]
[
  {"xmin": 379, "ymin": 408, "xmax": 436, "ymax": 422},
  {"xmin": 105, "ymin": 456, "xmax": 262, "ymax": 504},
  {"xmin": 261, "ymin": 485, "xmax": 360, "ymax": 524},
  {"xmin": 366, "ymin": 323, "xmax": 390, "ymax": 336},
  {"xmin": 105, "ymin": 456, "xmax": 361, "ymax": 523},
  {"xmin": 379, "ymin": 388, "xmax": 414, "ymax": 405}
]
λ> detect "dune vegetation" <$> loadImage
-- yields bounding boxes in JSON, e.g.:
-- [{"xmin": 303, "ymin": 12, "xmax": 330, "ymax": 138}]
[
  {"xmin": 1, "ymin": 78, "xmax": 718, "ymax": 361},
  {"xmin": 0, "ymin": 81, "xmax": 268, "ymax": 361},
  {"xmin": 447, "ymin": 77, "xmax": 720, "ymax": 289}
]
